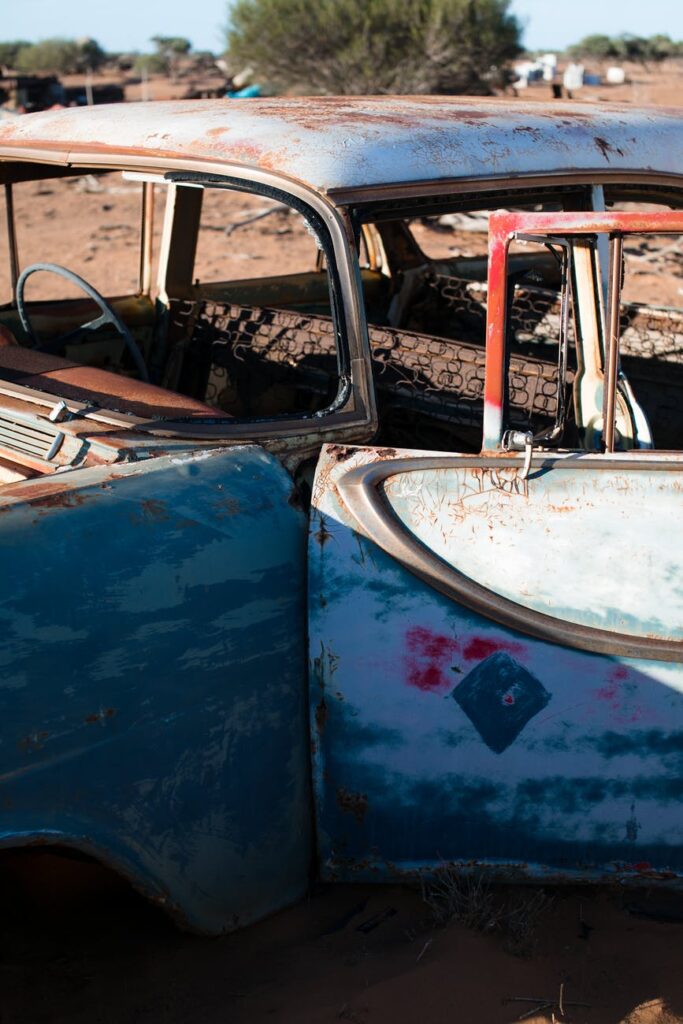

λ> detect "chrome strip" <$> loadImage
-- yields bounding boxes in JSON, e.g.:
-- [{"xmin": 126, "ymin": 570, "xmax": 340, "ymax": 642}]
[{"xmin": 328, "ymin": 169, "xmax": 683, "ymax": 207}]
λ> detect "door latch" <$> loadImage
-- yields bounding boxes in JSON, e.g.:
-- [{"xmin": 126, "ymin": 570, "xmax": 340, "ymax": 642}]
[{"xmin": 503, "ymin": 430, "xmax": 534, "ymax": 481}]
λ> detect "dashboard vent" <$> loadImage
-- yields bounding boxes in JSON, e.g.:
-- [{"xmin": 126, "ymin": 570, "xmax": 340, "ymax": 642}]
[{"xmin": 0, "ymin": 413, "xmax": 64, "ymax": 462}]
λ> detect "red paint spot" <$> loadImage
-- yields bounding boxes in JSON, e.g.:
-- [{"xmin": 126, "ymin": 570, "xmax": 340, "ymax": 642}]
[
  {"xmin": 596, "ymin": 682, "xmax": 619, "ymax": 703},
  {"xmin": 594, "ymin": 674, "xmax": 650, "ymax": 727},
  {"xmin": 463, "ymin": 637, "xmax": 524, "ymax": 661},
  {"xmin": 632, "ymin": 862, "xmax": 652, "ymax": 872},
  {"xmin": 407, "ymin": 627, "xmax": 459, "ymax": 661},
  {"xmin": 405, "ymin": 627, "xmax": 460, "ymax": 693},
  {"xmin": 502, "ymin": 693, "xmax": 515, "ymax": 706}
]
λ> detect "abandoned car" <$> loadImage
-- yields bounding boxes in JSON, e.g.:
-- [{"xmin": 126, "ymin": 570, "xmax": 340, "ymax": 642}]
[{"xmin": 1, "ymin": 98, "xmax": 683, "ymax": 934}]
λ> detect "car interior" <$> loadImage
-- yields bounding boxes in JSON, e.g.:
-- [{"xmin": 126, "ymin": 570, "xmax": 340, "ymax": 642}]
[{"xmin": 1, "ymin": 168, "xmax": 683, "ymax": 464}]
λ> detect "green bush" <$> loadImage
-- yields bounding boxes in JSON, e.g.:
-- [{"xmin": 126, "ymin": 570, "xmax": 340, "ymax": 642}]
[
  {"xmin": 0, "ymin": 41, "xmax": 31, "ymax": 69},
  {"xmin": 149, "ymin": 36, "xmax": 192, "ymax": 79},
  {"xmin": 568, "ymin": 32, "xmax": 683, "ymax": 63},
  {"xmin": 226, "ymin": 0, "xmax": 522, "ymax": 94},
  {"xmin": 15, "ymin": 38, "xmax": 106, "ymax": 74},
  {"xmin": 566, "ymin": 34, "xmax": 618, "ymax": 61},
  {"xmin": 133, "ymin": 53, "xmax": 169, "ymax": 75}
]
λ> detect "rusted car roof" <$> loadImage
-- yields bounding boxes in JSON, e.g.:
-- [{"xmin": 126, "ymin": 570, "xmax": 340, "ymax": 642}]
[{"xmin": 0, "ymin": 96, "xmax": 682, "ymax": 195}]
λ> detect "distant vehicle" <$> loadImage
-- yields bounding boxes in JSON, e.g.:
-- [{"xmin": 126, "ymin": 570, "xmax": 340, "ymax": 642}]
[
  {"xmin": 0, "ymin": 73, "xmax": 123, "ymax": 113},
  {"xmin": 0, "ymin": 98, "xmax": 682, "ymax": 934},
  {"xmin": 0, "ymin": 73, "xmax": 65, "ymax": 113},
  {"xmin": 227, "ymin": 83, "xmax": 262, "ymax": 98},
  {"xmin": 63, "ymin": 82, "xmax": 124, "ymax": 106}
]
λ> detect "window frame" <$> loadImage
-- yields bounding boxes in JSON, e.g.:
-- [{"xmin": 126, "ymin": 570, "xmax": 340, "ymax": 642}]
[
  {"xmin": 483, "ymin": 208, "xmax": 683, "ymax": 453},
  {"xmin": 1, "ymin": 171, "xmax": 154, "ymax": 306},
  {"xmin": 0, "ymin": 157, "xmax": 375, "ymax": 450},
  {"xmin": 162, "ymin": 171, "xmax": 352, "ymax": 421}
]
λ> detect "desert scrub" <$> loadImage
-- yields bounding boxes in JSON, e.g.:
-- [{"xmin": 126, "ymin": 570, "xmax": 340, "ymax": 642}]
[{"xmin": 421, "ymin": 866, "xmax": 553, "ymax": 958}]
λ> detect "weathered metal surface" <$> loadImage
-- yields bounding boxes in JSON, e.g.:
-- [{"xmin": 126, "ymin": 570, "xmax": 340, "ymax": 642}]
[
  {"xmin": 1, "ymin": 98, "xmax": 683, "ymax": 194},
  {"xmin": 483, "ymin": 209, "xmax": 683, "ymax": 450},
  {"xmin": 0, "ymin": 445, "xmax": 310, "ymax": 933},
  {"xmin": 4, "ymin": 99, "xmax": 683, "ymax": 925},
  {"xmin": 310, "ymin": 444, "xmax": 683, "ymax": 884},
  {"xmin": 335, "ymin": 452, "xmax": 683, "ymax": 662}
]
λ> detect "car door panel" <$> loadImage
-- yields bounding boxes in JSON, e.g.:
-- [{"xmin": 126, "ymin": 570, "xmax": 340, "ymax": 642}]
[
  {"xmin": 0, "ymin": 445, "xmax": 310, "ymax": 933},
  {"xmin": 309, "ymin": 444, "xmax": 683, "ymax": 883}
]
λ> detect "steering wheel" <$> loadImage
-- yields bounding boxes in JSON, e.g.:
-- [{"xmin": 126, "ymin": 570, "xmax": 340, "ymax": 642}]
[{"xmin": 16, "ymin": 262, "xmax": 149, "ymax": 383}]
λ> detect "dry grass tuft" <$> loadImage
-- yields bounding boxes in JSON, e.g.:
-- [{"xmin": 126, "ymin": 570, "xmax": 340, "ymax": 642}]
[
  {"xmin": 501, "ymin": 888, "xmax": 554, "ymax": 958},
  {"xmin": 421, "ymin": 866, "xmax": 553, "ymax": 958},
  {"xmin": 421, "ymin": 869, "xmax": 504, "ymax": 932}
]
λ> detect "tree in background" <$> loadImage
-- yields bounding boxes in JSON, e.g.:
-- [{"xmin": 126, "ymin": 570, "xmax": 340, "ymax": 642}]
[
  {"xmin": 646, "ymin": 34, "xmax": 681, "ymax": 61},
  {"xmin": 15, "ymin": 37, "xmax": 106, "ymax": 74},
  {"xmin": 568, "ymin": 33, "xmax": 683, "ymax": 64},
  {"xmin": 226, "ymin": 0, "xmax": 521, "ymax": 94},
  {"xmin": 150, "ymin": 36, "xmax": 192, "ymax": 80},
  {"xmin": 566, "ymin": 34, "xmax": 617, "ymax": 61},
  {"xmin": 133, "ymin": 53, "xmax": 170, "ymax": 76},
  {"xmin": 77, "ymin": 37, "xmax": 107, "ymax": 71},
  {"xmin": 0, "ymin": 41, "xmax": 30, "ymax": 70}
]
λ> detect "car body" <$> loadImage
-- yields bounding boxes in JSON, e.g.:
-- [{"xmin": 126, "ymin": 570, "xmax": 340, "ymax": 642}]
[{"xmin": 1, "ymin": 97, "xmax": 683, "ymax": 933}]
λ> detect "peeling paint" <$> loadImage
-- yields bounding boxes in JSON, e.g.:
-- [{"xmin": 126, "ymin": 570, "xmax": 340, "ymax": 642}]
[
  {"xmin": 336, "ymin": 786, "xmax": 369, "ymax": 823},
  {"xmin": 1, "ymin": 98, "xmax": 682, "ymax": 194},
  {"xmin": 0, "ymin": 445, "xmax": 311, "ymax": 935},
  {"xmin": 309, "ymin": 444, "xmax": 683, "ymax": 887}
]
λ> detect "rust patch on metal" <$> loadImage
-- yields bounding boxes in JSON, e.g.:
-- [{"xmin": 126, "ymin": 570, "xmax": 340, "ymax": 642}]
[
  {"xmin": 315, "ymin": 519, "xmax": 332, "ymax": 547},
  {"xmin": 18, "ymin": 731, "xmax": 48, "ymax": 752},
  {"xmin": 139, "ymin": 498, "xmax": 169, "ymax": 520},
  {"xmin": 336, "ymin": 786, "xmax": 369, "ymax": 823},
  {"xmin": 326, "ymin": 445, "xmax": 355, "ymax": 463},
  {"xmin": 212, "ymin": 496, "xmax": 242, "ymax": 518},
  {"xmin": 27, "ymin": 490, "xmax": 89, "ymax": 510},
  {"xmin": 315, "ymin": 697, "xmax": 328, "ymax": 734},
  {"xmin": 594, "ymin": 136, "xmax": 625, "ymax": 161},
  {"xmin": 84, "ymin": 708, "xmax": 117, "ymax": 724},
  {"xmin": 513, "ymin": 126, "xmax": 542, "ymax": 139}
]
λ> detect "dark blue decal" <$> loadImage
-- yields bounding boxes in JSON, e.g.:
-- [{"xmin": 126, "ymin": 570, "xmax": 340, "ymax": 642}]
[{"xmin": 452, "ymin": 652, "xmax": 551, "ymax": 753}]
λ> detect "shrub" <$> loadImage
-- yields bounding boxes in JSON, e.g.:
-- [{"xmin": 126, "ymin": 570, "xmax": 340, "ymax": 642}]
[
  {"xmin": 226, "ymin": 0, "xmax": 522, "ymax": 95},
  {"xmin": 133, "ymin": 53, "xmax": 169, "ymax": 76},
  {"xmin": 15, "ymin": 38, "xmax": 106, "ymax": 74},
  {"xmin": 0, "ymin": 41, "xmax": 31, "ymax": 70},
  {"xmin": 568, "ymin": 32, "xmax": 683, "ymax": 64}
]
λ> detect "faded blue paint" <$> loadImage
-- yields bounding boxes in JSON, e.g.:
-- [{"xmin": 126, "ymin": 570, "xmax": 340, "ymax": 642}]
[
  {"xmin": 0, "ymin": 446, "xmax": 310, "ymax": 934},
  {"xmin": 452, "ymin": 652, "xmax": 551, "ymax": 754},
  {"xmin": 309, "ymin": 446, "xmax": 683, "ymax": 884}
]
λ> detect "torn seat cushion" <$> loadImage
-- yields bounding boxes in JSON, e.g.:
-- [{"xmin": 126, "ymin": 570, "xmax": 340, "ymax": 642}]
[{"xmin": 0, "ymin": 343, "xmax": 228, "ymax": 420}]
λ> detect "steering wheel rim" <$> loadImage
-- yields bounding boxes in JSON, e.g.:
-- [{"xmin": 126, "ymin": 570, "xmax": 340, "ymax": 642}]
[{"xmin": 16, "ymin": 262, "xmax": 149, "ymax": 383}]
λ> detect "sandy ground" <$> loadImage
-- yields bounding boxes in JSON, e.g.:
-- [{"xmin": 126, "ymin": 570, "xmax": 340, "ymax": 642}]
[
  {"xmin": 60, "ymin": 58, "xmax": 683, "ymax": 107},
  {"xmin": 2, "ymin": 851, "xmax": 683, "ymax": 1024},
  {"xmin": 3, "ymin": 68, "xmax": 683, "ymax": 1024},
  {"xmin": 5, "ymin": 172, "xmax": 681, "ymax": 310},
  {"xmin": 2, "ymin": 175, "xmax": 319, "ymax": 304}
]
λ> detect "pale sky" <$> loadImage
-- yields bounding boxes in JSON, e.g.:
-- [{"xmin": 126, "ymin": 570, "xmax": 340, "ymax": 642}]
[{"xmin": 2, "ymin": 0, "xmax": 683, "ymax": 55}]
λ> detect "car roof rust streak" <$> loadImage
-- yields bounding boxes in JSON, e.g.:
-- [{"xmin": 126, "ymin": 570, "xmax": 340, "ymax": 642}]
[{"xmin": 0, "ymin": 96, "xmax": 681, "ymax": 196}]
